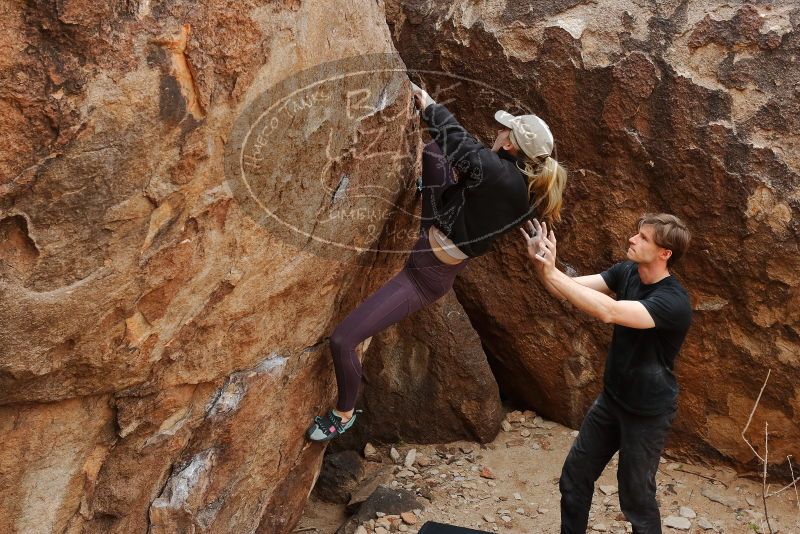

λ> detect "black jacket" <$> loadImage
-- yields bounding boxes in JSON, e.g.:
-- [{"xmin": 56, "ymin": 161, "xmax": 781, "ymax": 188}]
[{"xmin": 422, "ymin": 103, "xmax": 537, "ymax": 257}]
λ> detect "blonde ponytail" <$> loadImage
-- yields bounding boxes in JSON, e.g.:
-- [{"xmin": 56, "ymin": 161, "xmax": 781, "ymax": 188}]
[{"xmin": 517, "ymin": 156, "xmax": 567, "ymax": 222}]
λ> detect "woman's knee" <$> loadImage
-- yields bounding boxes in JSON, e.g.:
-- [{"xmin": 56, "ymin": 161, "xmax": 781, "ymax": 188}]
[{"xmin": 329, "ymin": 327, "xmax": 355, "ymax": 357}]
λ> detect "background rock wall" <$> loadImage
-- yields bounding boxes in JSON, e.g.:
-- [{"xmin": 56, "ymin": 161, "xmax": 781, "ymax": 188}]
[
  {"xmin": 0, "ymin": 1, "xmax": 420, "ymax": 532},
  {"xmin": 3, "ymin": 0, "xmax": 800, "ymax": 532},
  {"xmin": 385, "ymin": 0, "xmax": 799, "ymax": 476}
]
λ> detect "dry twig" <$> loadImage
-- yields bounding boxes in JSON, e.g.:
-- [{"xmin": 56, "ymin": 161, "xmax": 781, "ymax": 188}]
[
  {"xmin": 741, "ymin": 369, "xmax": 770, "ymax": 463},
  {"xmin": 740, "ymin": 370, "xmax": 774, "ymax": 534},
  {"xmin": 765, "ymin": 456, "xmax": 800, "ymax": 499},
  {"xmin": 789, "ymin": 455, "xmax": 800, "ymax": 513},
  {"xmin": 672, "ymin": 466, "xmax": 727, "ymax": 488},
  {"xmin": 762, "ymin": 422, "xmax": 773, "ymax": 534}
]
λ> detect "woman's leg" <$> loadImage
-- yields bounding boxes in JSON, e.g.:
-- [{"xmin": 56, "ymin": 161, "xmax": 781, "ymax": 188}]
[
  {"xmin": 310, "ymin": 231, "xmax": 468, "ymax": 441},
  {"xmin": 329, "ymin": 267, "xmax": 427, "ymax": 413}
]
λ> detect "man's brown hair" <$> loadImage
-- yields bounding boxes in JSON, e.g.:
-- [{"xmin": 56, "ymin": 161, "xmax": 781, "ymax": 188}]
[{"xmin": 638, "ymin": 213, "xmax": 691, "ymax": 267}]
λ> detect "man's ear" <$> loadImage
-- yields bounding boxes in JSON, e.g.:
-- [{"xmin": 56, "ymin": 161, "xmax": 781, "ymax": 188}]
[{"xmin": 660, "ymin": 248, "xmax": 673, "ymax": 262}]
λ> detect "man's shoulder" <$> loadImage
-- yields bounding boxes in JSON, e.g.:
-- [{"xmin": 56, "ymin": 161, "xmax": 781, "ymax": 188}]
[
  {"xmin": 633, "ymin": 266, "xmax": 691, "ymax": 309},
  {"xmin": 600, "ymin": 260, "xmax": 633, "ymax": 291},
  {"xmin": 649, "ymin": 275, "xmax": 693, "ymax": 320},
  {"xmin": 660, "ymin": 273, "xmax": 690, "ymax": 298},
  {"xmin": 607, "ymin": 260, "xmax": 636, "ymax": 277}
]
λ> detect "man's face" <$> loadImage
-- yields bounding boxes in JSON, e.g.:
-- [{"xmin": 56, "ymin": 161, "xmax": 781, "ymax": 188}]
[{"xmin": 626, "ymin": 224, "xmax": 670, "ymax": 264}]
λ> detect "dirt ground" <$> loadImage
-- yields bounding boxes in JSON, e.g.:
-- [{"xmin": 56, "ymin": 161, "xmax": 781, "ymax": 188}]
[{"xmin": 298, "ymin": 409, "xmax": 800, "ymax": 534}]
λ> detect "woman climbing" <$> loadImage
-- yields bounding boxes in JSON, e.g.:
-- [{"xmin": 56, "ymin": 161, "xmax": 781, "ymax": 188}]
[{"xmin": 307, "ymin": 82, "xmax": 568, "ymax": 441}]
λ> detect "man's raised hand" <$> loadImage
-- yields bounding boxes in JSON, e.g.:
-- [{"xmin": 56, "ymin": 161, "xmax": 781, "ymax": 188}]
[
  {"xmin": 520, "ymin": 219, "xmax": 558, "ymax": 275},
  {"xmin": 520, "ymin": 219, "xmax": 544, "ymax": 262},
  {"xmin": 534, "ymin": 221, "xmax": 558, "ymax": 274}
]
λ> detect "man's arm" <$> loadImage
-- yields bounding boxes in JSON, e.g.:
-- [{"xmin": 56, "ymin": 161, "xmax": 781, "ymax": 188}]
[
  {"xmin": 545, "ymin": 269, "xmax": 655, "ymax": 329},
  {"xmin": 574, "ymin": 274, "xmax": 614, "ymax": 294},
  {"xmin": 536, "ymin": 274, "xmax": 612, "ymax": 301},
  {"xmin": 528, "ymin": 223, "xmax": 655, "ymax": 329}
]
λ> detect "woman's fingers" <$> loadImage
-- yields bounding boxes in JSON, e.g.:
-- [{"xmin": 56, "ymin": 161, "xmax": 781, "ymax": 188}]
[{"xmin": 410, "ymin": 82, "xmax": 427, "ymax": 110}]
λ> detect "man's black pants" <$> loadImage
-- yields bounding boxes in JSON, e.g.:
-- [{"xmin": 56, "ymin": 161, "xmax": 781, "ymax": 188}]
[{"xmin": 560, "ymin": 392, "xmax": 676, "ymax": 534}]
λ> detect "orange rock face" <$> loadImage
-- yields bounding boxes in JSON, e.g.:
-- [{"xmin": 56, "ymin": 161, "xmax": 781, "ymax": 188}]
[
  {"xmin": 386, "ymin": 0, "xmax": 799, "ymax": 476},
  {"xmin": 1, "ymin": 1, "xmax": 420, "ymax": 532},
  {"xmin": 2, "ymin": 0, "xmax": 799, "ymax": 531}
]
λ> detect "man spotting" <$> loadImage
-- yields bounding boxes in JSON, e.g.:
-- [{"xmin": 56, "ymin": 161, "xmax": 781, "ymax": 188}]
[{"xmin": 520, "ymin": 214, "xmax": 692, "ymax": 534}]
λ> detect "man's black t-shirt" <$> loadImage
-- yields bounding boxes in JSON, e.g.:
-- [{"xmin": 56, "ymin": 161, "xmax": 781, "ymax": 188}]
[{"xmin": 600, "ymin": 261, "xmax": 692, "ymax": 416}]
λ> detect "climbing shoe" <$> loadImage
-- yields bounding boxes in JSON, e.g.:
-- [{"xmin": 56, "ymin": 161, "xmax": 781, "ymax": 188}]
[
  {"xmin": 416, "ymin": 176, "xmax": 423, "ymax": 194},
  {"xmin": 306, "ymin": 409, "xmax": 361, "ymax": 442}
]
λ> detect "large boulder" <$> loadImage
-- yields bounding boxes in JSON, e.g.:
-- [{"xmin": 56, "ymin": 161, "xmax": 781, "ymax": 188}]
[
  {"xmin": 386, "ymin": 0, "xmax": 800, "ymax": 475},
  {"xmin": 336, "ymin": 289, "xmax": 503, "ymax": 448},
  {"xmin": 0, "ymin": 1, "xmax": 420, "ymax": 533},
  {"xmin": 313, "ymin": 450, "xmax": 366, "ymax": 505}
]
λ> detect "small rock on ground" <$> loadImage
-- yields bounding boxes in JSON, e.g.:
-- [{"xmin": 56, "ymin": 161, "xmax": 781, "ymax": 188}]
[
  {"xmin": 599, "ymin": 485, "xmax": 618, "ymax": 496},
  {"xmin": 364, "ymin": 443, "xmax": 378, "ymax": 459},
  {"xmin": 663, "ymin": 516, "xmax": 691, "ymax": 530},
  {"xmin": 401, "ymin": 511, "xmax": 417, "ymax": 525},
  {"xmin": 480, "ymin": 467, "xmax": 496, "ymax": 479},
  {"xmin": 696, "ymin": 517, "xmax": 714, "ymax": 530}
]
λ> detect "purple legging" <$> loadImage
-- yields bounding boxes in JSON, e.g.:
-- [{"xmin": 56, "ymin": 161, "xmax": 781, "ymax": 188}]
[{"xmin": 330, "ymin": 142, "xmax": 470, "ymax": 411}]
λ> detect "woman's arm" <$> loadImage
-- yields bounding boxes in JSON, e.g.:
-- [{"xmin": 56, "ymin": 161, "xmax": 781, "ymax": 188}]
[{"xmin": 421, "ymin": 103, "xmax": 506, "ymax": 189}]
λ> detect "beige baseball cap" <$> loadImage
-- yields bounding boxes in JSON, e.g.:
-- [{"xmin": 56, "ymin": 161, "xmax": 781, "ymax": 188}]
[{"xmin": 494, "ymin": 110, "xmax": 554, "ymax": 160}]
